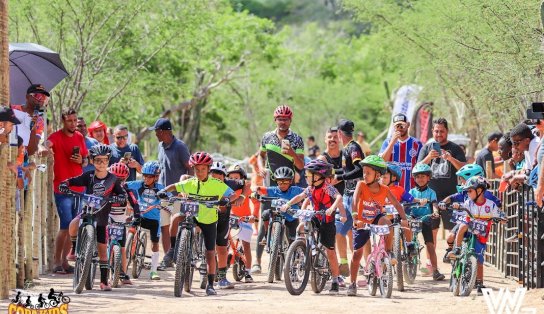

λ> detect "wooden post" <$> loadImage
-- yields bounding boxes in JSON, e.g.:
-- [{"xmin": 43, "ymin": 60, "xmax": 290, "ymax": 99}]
[
  {"xmin": 33, "ymin": 160, "xmax": 42, "ymax": 277},
  {"xmin": 16, "ymin": 192, "xmax": 24, "ymax": 288},
  {"xmin": 25, "ymin": 175, "xmax": 34, "ymax": 281},
  {"xmin": 485, "ymin": 160, "xmax": 493, "ymax": 178},
  {"xmin": 46, "ymin": 155, "xmax": 57, "ymax": 272}
]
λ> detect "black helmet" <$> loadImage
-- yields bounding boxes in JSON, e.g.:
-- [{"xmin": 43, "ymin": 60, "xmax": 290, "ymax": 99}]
[
  {"xmin": 304, "ymin": 159, "xmax": 333, "ymax": 177},
  {"xmin": 227, "ymin": 164, "xmax": 247, "ymax": 180},
  {"xmin": 89, "ymin": 144, "xmax": 111, "ymax": 159},
  {"xmin": 274, "ymin": 167, "xmax": 295, "ymax": 180}
]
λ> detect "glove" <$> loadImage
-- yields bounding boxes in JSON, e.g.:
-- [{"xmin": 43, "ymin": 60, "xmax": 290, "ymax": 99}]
[
  {"xmin": 157, "ymin": 190, "xmax": 168, "ymax": 199},
  {"xmin": 111, "ymin": 195, "xmax": 126, "ymax": 204},
  {"xmin": 132, "ymin": 216, "xmax": 141, "ymax": 226},
  {"xmin": 218, "ymin": 198, "xmax": 230, "ymax": 206},
  {"xmin": 59, "ymin": 183, "xmax": 70, "ymax": 194},
  {"xmin": 438, "ymin": 202, "xmax": 447, "ymax": 211}
]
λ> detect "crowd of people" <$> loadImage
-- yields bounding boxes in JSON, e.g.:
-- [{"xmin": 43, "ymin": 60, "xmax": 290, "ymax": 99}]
[{"xmin": 0, "ymin": 84, "xmax": 540, "ymax": 298}]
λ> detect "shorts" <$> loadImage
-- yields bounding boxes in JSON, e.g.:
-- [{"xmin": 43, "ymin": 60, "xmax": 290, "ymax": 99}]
[
  {"xmin": 196, "ymin": 220, "xmax": 217, "ymax": 251},
  {"xmin": 284, "ymin": 219, "xmax": 298, "ymax": 241},
  {"xmin": 96, "ymin": 225, "xmax": 127, "ymax": 247},
  {"xmin": 314, "ymin": 219, "xmax": 336, "ymax": 250},
  {"xmin": 216, "ymin": 213, "xmax": 230, "ymax": 246},
  {"xmin": 236, "ymin": 222, "xmax": 253, "ymax": 243},
  {"xmin": 352, "ymin": 214, "xmax": 385, "ymax": 250},
  {"xmin": 420, "ymin": 217, "xmax": 440, "ymax": 244},
  {"xmin": 335, "ymin": 193, "xmax": 354, "ymax": 236},
  {"xmin": 54, "ymin": 193, "xmax": 79, "ymax": 230},
  {"xmin": 140, "ymin": 218, "xmax": 160, "ymax": 243}
]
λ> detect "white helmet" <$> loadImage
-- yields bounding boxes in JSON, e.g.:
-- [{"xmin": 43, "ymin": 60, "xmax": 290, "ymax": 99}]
[{"xmin": 210, "ymin": 161, "xmax": 227, "ymax": 176}]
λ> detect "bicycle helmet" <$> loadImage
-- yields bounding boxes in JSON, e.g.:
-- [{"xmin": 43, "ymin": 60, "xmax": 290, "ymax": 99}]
[
  {"xmin": 360, "ymin": 155, "xmax": 387, "ymax": 175},
  {"xmin": 210, "ymin": 161, "xmax": 227, "ymax": 176},
  {"xmin": 412, "ymin": 163, "xmax": 432, "ymax": 177},
  {"xmin": 462, "ymin": 175, "xmax": 489, "ymax": 191},
  {"xmin": 274, "ymin": 105, "xmax": 293, "ymax": 119},
  {"xmin": 456, "ymin": 164, "xmax": 484, "ymax": 181},
  {"xmin": 386, "ymin": 163, "xmax": 402, "ymax": 182},
  {"xmin": 274, "ymin": 166, "xmax": 295, "ymax": 180},
  {"xmin": 141, "ymin": 161, "xmax": 160, "ymax": 176},
  {"xmin": 189, "ymin": 151, "xmax": 213, "ymax": 166},
  {"xmin": 109, "ymin": 162, "xmax": 130, "ymax": 179},
  {"xmin": 227, "ymin": 164, "xmax": 247, "ymax": 179},
  {"xmin": 304, "ymin": 159, "xmax": 333, "ymax": 177},
  {"xmin": 89, "ymin": 144, "xmax": 111, "ymax": 159}
]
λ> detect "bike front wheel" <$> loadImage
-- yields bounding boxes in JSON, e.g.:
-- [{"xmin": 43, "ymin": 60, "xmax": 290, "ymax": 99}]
[
  {"xmin": 393, "ymin": 226, "xmax": 404, "ymax": 292},
  {"xmin": 283, "ymin": 239, "xmax": 310, "ymax": 295},
  {"xmin": 74, "ymin": 225, "xmax": 94, "ymax": 294},
  {"xmin": 402, "ymin": 248, "xmax": 418, "ymax": 284},
  {"xmin": 174, "ymin": 229, "xmax": 191, "ymax": 297},
  {"xmin": 133, "ymin": 232, "xmax": 147, "ymax": 279},
  {"xmin": 459, "ymin": 255, "xmax": 477, "ymax": 296},
  {"xmin": 267, "ymin": 222, "xmax": 282, "ymax": 283},
  {"xmin": 110, "ymin": 244, "xmax": 122, "ymax": 288},
  {"xmin": 379, "ymin": 256, "xmax": 394, "ymax": 298},
  {"xmin": 367, "ymin": 261, "xmax": 378, "ymax": 296},
  {"xmin": 310, "ymin": 248, "xmax": 330, "ymax": 294}
]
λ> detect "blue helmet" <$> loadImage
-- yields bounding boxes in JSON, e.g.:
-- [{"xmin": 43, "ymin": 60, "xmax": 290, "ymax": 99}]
[
  {"xmin": 386, "ymin": 163, "xmax": 402, "ymax": 182},
  {"xmin": 456, "ymin": 164, "xmax": 484, "ymax": 181},
  {"xmin": 412, "ymin": 163, "xmax": 432, "ymax": 177},
  {"xmin": 142, "ymin": 161, "xmax": 160, "ymax": 176}
]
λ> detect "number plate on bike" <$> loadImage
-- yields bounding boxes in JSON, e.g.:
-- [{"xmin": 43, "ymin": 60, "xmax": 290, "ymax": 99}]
[
  {"xmin": 450, "ymin": 211, "xmax": 466, "ymax": 224},
  {"xmin": 384, "ymin": 205, "xmax": 397, "ymax": 215},
  {"xmin": 229, "ymin": 217, "xmax": 240, "ymax": 229},
  {"xmin": 409, "ymin": 219, "xmax": 422, "ymax": 232},
  {"xmin": 294, "ymin": 209, "xmax": 315, "ymax": 222},
  {"xmin": 180, "ymin": 202, "xmax": 199, "ymax": 217},
  {"xmin": 83, "ymin": 194, "xmax": 102, "ymax": 209},
  {"xmin": 369, "ymin": 224, "xmax": 390, "ymax": 236},
  {"xmin": 108, "ymin": 224, "xmax": 124, "ymax": 241},
  {"xmin": 271, "ymin": 198, "xmax": 288, "ymax": 208},
  {"xmin": 470, "ymin": 219, "xmax": 488, "ymax": 236}
]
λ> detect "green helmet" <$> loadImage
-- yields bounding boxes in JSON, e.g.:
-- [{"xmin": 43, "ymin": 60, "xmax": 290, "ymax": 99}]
[
  {"xmin": 361, "ymin": 155, "xmax": 387, "ymax": 175},
  {"xmin": 456, "ymin": 164, "xmax": 484, "ymax": 181},
  {"xmin": 412, "ymin": 163, "xmax": 432, "ymax": 177}
]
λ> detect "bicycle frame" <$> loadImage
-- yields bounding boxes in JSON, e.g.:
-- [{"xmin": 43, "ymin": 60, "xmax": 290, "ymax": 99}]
[{"xmin": 365, "ymin": 228, "xmax": 389, "ymax": 278}]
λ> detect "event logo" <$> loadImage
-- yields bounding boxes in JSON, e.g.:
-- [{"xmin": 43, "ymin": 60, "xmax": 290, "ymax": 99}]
[
  {"xmin": 8, "ymin": 289, "xmax": 70, "ymax": 314},
  {"xmin": 482, "ymin": 288, "xmax": 536, "ymax": 314}
]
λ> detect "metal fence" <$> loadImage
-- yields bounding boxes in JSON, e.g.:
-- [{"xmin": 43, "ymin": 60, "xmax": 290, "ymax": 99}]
[{"xmin": 485, "ymin": 182, "xmax": 544, "ymax": 289}]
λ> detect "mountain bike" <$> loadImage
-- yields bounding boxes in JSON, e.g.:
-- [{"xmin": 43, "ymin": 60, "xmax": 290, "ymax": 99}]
[
  {"xmin": 227, "ymin": 215, "xmax": 251, "ymax": 282},
  {"xmin": 283, "ymin": 209, "xmax": 331, "ymax": 295},
  {"xmin": 401, "ymin": 213, "xmax": 434, "ymax": 285},
  {"xmin": 107, "ymin": 218, "xmax": 132, "ymax": 288},
  {"xmin": 362, "ymin": 223, "xmax": 395, "ymax": 298}
]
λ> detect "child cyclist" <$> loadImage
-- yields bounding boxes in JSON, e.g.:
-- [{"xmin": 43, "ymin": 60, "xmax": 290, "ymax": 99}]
[
  {"xmin": 438, "ymin": 164, "xmax": 502, "ymax": 262},
  {"xmin": 252, "ymin": 166, "xmax": 303, "ymax": 273},
  {"xmin": 61, "ymin": 144, "xmax": 127, "ymax": 291},
  {"xmin": 126, "ymin": 161, "xmax": 164, "ymax": 281},
  {"xmin": 408, "ymin": 163, "xmax": 445, "ymax": 281},
  {"xmin": 280, "ymin": 160, "xmax": 347, "ymax": 294},
  {"xmin": 157, "ymin": 152, "xmax": 238, "ymax": 296},
  {"xmin": 349, "ymin": 155, "xmax": 407, "ymax": 296},
  {"xmin": 449, "ymin": 176, "xmax": 506, "ymax": 294}
]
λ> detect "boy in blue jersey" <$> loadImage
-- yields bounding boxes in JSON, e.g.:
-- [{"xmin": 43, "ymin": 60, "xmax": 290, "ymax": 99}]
[
  {"xmin": 408, "ymin": 163, "xmax": 445, "ymax": 281},
  {"xmin": 126, "ymin": 161, "xmax": 165, "ymax": 280}
]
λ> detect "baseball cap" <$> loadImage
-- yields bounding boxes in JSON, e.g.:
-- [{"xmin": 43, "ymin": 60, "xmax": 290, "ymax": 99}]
[
  {"xmin": 393, "ymin": 113, "xmax": 408, "ymax": 124},
  {"xmin": 26, "ymin": 84, "xmax": 50, "ymax": 97},
  {"xmin": 337, "ymin": 119, "xmax": 354, "ymax": 134},
  {"xmin": 149, "ymin": 118, "xmax": 172, "ymax": 131},
  {"xmin": 0, "ymin": 106, "xmax": 21, "ymax": 124}
]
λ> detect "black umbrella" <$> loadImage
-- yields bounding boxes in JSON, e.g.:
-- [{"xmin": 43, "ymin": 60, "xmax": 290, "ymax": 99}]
[{"xmin": 9, "ymin": 43, "xmax": 69, "ymax": 104}]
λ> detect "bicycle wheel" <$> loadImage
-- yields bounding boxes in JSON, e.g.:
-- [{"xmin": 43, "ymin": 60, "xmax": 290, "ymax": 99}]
[
  {"xmin": 275, "ymin": 253, "xmax": 284, "ymax": 281},
  {"xmin": 61, "ymin": 296, "xmax": 71, "ymax": 303},
  {"xmin": 459, "ymin": 255, "xmax": 477, "ymax": 296},
  {"xmin": 85, "ymin": 260, "xmax": 97, "ymax": 290},
  {"xmin": 450, "ymin": 261, "xmax": 460, "ymax": 296},
  {"xmin": 367, "ymin": 261, "xmax": 378, "ymax": 296},
  {"xmin": 233, "ymin": 256, "xmax": 245, "ymax": 282},
  {"xmin": 379, "ymin": 256, "xmax": 394, "ymax": 298},
  {"xmin": 393, "ymin": 226, "xmax": 404, "ymax": 292},
  {"xmin": 283, "ymin": 239, "xmax": 309, "ymax": 295},
  {"xmin": 403, "ymin": 246, "xmax": 418, "ymax": 284},
  {"xmin": 174, "ymin": 229, "xmax": 191, "ymax": 297},
  {"xmin": 310, "ymin": 249, "xmax": 329, "ymax": 294},
  {"xmin": 125, "ymin": 231, "xmax": 134, "ymax": 263},
  {"xmin": 267, "ymin": 222, "xmax": 282, "ymax": 283},
  {"xmin": 133, "ymin": 232, "xmax": 147, "ymax": 279},
  {"xmin": 197, "ymin": 234, "xmax": 208, "ymax": 290},
  {"xmin": 110, "ymin": 244, "xmax": 122, "ymax": 288},
  {"xmin": 74, "ymin": 225, "xmax": 94, "ymax": 294}
]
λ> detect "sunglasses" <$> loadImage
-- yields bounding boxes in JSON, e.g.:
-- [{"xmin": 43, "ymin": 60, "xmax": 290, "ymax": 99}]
[
  {"xmin": 116, "ymin": 135, "xmax": 128, "ymax": 140},
  {"xmin": 93, "ymin": 158, "xmax": 109, "ymax": 165},
  {"xmin": 30, "ymin": 93, "xmax": 49, "ymax": 103},
  {"xmin": 277, "ymin": 179, "xmax": 291, "ymax": 184},
  {"xmin": 394, "ymin": 124, "xmax": 406, "ymax": 129}
]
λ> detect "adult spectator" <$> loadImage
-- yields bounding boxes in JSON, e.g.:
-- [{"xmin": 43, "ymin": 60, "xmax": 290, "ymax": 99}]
[
  {"xmin": 109, "ymin": 125, "xmax": 144, "ymax": 181},
  {"xmin": 356, "ymin": 131, "xmax": 372, "ymax": 156},
  {"xmin": 333, "ymin": 119, "xmax": 365, "ymax": 280},
  {"xmin": 77, "ymin": 117, "xmax": 99, "ymax": 172},
  {"xmin": 418, "ymin": 118, "xmax": 466, "ymax": 230},
  {"xmin": 11, "ymin": 84, "xmax": 49, "ymax": 155},
  {"xmin": 0, "ymin": 106, "xmax": 21, "ymax": 144},
  {"xmin": 150, "ymin": 117, "xmax": 192, "ymax": 266},
  {"xmin": 258, "ymin": 105, "xmax": 304, "ymax": 185},
  {"xmin": 87, "ymin": 120, "xmax": 110, "ymax": 145},
  {"xmin": 379, "ymin": 113, "xmax": 423, "ymax": 190},
  {"xmin": 306, "ymin": 135, "xmax": 320, "ymax": 159},
  {"xmin": 46, "ymin": 108, "xmax": 89, "ymax": 274},
  {"xmin": 495, "ymin": 133, "xmax": 512, "ymax": 177},
  {"xmin": 475, "ymin": 131, "xmax": 503, "ymax": 178},
  {"xmin": 510, "ymin": 122, "xmax": 539, "ymax": 171}
]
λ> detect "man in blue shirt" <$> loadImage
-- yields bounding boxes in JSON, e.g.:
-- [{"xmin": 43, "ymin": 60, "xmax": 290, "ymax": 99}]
[{"xmin": 109, "ymin": 125, "xmax": 144, "ymax": 181}]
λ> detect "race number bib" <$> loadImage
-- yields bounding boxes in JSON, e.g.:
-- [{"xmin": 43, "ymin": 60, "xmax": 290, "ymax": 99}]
[
  {"xmin": 450, "ymin": 211, "xmax": 467, "ymax": 225},
  {"xmin": 295, "ymin": 209, "xmax": 315, "ymax": 222},
  {"xmin": 108, "ymin": 224, "xmax": 124, "ymax": 241},
  {"xmin": 180, "ymin": 202, "xmax": 199, "ymax": 217},
  {"xmin": 471, "ymin": 219, "xmax": 488, "ymax": 237},
  {"xmin": 370, "ymin": 224, "xmax": 390, "ymax": 236},
  {"xmin": 271, "ymin": 198, "xmax": 288, "ymax": 208},
  {"xmin": 83, "ymin": 194, "xmax": 102, "ymax": 209}
]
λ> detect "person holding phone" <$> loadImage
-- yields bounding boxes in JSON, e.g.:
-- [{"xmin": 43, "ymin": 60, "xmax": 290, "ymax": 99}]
[{"xmin": 108, "ymin": 125, "xmax": 144, "ymax": 181}]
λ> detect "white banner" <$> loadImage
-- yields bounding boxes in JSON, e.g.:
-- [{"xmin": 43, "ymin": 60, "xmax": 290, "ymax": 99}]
[{"xmin": 387, "ymin": 85, "xmax": 423, "ymax": 139}]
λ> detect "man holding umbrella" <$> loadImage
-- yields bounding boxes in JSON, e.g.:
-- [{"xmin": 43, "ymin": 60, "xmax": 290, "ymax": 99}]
[{"xmin": 11, "ymin": 84, "xmax": 48, "ymax": 155}]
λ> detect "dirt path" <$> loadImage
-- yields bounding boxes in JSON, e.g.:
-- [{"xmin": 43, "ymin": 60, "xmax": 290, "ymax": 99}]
[{"xmin": 1, "ymin": 234, "xmax": 542, "ymax": 314}]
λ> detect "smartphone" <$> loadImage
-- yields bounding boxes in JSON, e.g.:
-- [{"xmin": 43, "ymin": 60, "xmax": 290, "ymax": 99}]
[
  {"xmin": 72, "ymin": 146, "xmax": 80, "ymax": 156},
  {"xmin": 123, "ymin": 152, "xmax": 132, "ymax": 159},
  {"xmin": 282, "ymin": 139, "xmax": 290, "ymax": 149},
  {"xmin": 532, "ymin": 102, "xmax": 544, "ymax": 113},
  {"xmin": 432, "ymin": 142, "xmax": 441, "ymax": 152}
]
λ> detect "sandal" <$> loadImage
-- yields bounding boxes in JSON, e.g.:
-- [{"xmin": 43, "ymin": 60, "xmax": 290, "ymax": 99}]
[{"xmin": 53, "ymin": 266, "xmax": 67, "ymax": 274}]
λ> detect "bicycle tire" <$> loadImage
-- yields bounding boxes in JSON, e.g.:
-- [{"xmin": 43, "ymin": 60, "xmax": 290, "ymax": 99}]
[
  {"xmin": 198, "ymin": 233, "xmax": 208, "ymax": 290},
  {"xmin": 85, "ymin": 260, "xmax": 96, "ymax": 290},
  {"xmin": 403, "ymin": 247, "xmax": 418, "ymax": 284},
  {"xmin": 49, "ymin": 300, "xmax": 58, "ymax": 307},
  {"xmin": 125, "ymin": 231, "xmax": 134, "ymax": 263},
  {"xmin": 367, "ymin": 261, "xmax": 378, "ymax": 296},
  {"xmin": 74, "ymin": 225, "xmax": 94, "ymax": 294},
  {"xmin": 61, "ymin": 296, "xmax": 70, "ymax": 303},
  {"xmin": 393, "ymin": 226, "xmax": 404, "ymax": 292},
  {"xmin": 450, "ymin": 261, "xmax": 460, "ymax": 296},
  {"xmin": 310, "ymin": 249, "xmax": 329, "ymax": 294},
  {"xmin": 267, "ymin": 222, "xmax": 282, "ymax": 283},
  {"xmin": 459, "ymin": 255, "xmax": 477, "ymax": 296},
  {"xmin": 174, "ymin": 229, "xmax": 191, "ymax": 297},
  {"xmin": 110, "ymin": 244, "xmax": 122, "ymax": 288},
  {"xmin": 275, "ymin": 253, "xmax": 284, "ymax": 281},
  {"xmin": 135, "ymin": 232, "xmax": 147, "ymax": 279},
  {"xmin": 379, "ymin": 256, "xmax": 393, "ymax": 298},
  {"xmin": 184, "ymin": 232, "xmax": 197, "ymax": 293},
  {"xmin": 283, "ymin": 239, "xmax": 310, "ymax": 295},
  {"xmin": 233, "ymin": 256, "xmax": 245, "ymax": 282}
]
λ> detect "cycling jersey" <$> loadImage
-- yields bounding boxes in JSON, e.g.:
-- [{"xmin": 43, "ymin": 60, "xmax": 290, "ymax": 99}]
[
  {"xmin": 380, "ymin": 136, "xmax": 422, "ymax": 190},
  {"xmin": 260, "ymin": 129, "xmax": 304, "ymax": 175},
  {"xmin": 110, "ymin": 183, "xmax": 140, "ymax": 223},
  {"xmin": 321, "ymin": 152, "xmax": 345, "ymax": 195},
  {"xmin": 126, "ymin": 180, "xmax": 165, "ymax": 221},
  {"xmin": 355, "ymin": 183, "xmax": 388, "ymax": 223},
  {"xmin": 460, "ymin": 198, "xmax": 503, "ymax": 244},
  {"xmin": 447, "ymin": 190, "xmax": 501, "ymax": 208},
  {"xmin": 231, "ymin": 189, "xmax": 251, "ymax": 217},
  {"xmin": 258, "ymin": 185, "xmax": 304, "ymax": 222},
  {"xmin": 341, "ymin": 140, "xmax": 364, "ymax": 194},
  {"xmin": 388, "ymin": 184, "xmax": 414, "ymax": 203},
  {"xmin": 304, "ymin": 182, "xmax": 339, "ymax": 223},
  {"xmin": 408, "ymin": 186, "xmax": 437, "ymax": 218},
  {"xmin": 174, "ymin": 177, "xmax": 234, "ymax": 224}
]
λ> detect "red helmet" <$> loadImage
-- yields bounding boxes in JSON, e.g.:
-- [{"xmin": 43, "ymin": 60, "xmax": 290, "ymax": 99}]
[
  {"xmin": 274, "ymin": 105, "xmax": 293, "ymax": 119},
  {"xmin": 109, "ymin": 162, "xmax": 130, "ymax": 180},
  {"xmin": 189, "ymin": 152, "xmax": 213, "ymax": 167}
]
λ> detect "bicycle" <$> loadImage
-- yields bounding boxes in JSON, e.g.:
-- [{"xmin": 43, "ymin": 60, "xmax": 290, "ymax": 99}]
[
  {"xmin": 447, "ymin": 206, "xmax": 504, "ymax": 296},
  {"xmin": 107, "ymin": 218, "xmax": 132, "ymax": 288},
  {"xmin": 283, "ymin": 209, "xmax": 331, "ymax": 295},
  {"xmin": 69, "ymin": 192, "xmax": 110, "ymax": 294},
  {"xmin": 400, "ymin": 213, "xmax": 434, "ymax": 285},
  {"xmin": 226, "ymin": 215, "xmax": 251, "ymax": 282},
  {"xmin": 126, "ymin": 205, "xmax": 162, "ymax": 279},
  {"xmin": 361, "ymin": 223, "xmax": 395, "ymax": 298}
]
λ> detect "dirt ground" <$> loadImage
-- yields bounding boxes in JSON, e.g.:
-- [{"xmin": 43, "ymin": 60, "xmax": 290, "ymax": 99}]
[{"xmin": 1, "ymin": 232, "xmax": 543, "ymax": 314}]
